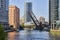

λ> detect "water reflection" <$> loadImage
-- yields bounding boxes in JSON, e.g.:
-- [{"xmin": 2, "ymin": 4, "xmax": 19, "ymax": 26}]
[
  {"xmin": 7, "ymin": 32, "xmax": 19, "ymax": 40},
  {"xmin": 7, "ymin": 30, "xmax": 60, "ymax": 40},
  {"xmin": 49, "ymin": 33, "xmax": 60, "ymax": 40},
  {"xmin": 19, "ymin": 30, "xmax": 50, "ymax": 40}
]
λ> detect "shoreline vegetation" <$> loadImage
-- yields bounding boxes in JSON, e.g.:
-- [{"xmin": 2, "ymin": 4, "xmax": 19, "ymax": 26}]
[{"xmin": 0, "ymin": 24, "xmax": 7, "ymax": 40}]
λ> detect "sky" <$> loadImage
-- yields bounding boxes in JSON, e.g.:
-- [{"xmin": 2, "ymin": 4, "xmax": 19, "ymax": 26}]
[{"xmin": 9, "ymin": 0, "xmax": 49, "ymax": 22}]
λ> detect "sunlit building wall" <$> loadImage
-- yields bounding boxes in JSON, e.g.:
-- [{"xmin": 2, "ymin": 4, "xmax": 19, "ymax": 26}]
[{"xmin": 9, "ymin": 5, "xmax": 20, "ymax": 29}]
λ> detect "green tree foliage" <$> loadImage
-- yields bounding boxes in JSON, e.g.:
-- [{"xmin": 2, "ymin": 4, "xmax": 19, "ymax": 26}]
[
  {"xmin": 20, "ymin": 23, "xmax": 24, "ymax": 28},
  {"xmin": 0, "ymin": 24, "xmax": 7, "ymax": 40}
]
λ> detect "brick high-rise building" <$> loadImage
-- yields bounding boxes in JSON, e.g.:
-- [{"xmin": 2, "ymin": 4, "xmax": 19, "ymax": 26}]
[{"xmin": 9, "ymin": 5, "xmax": 20, "ymax": 29}]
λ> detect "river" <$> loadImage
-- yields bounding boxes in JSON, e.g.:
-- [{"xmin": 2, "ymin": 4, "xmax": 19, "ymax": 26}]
[{"xmin": 7, "ymin": 30, "xmax": 60, "ymax": 40}]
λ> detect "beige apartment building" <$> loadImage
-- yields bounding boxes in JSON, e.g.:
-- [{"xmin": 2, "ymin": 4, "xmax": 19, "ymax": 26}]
[
  {"xmin": 9, "ymin": 5, "xmax": 20, "ymax": 29},
  {"xmin": 39, "ymin": 17, "xmax": 45, "ymax": 24}
]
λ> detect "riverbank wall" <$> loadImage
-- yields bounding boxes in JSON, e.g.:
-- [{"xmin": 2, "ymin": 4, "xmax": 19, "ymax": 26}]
[{"xmin": 50, "ymin": 30, "xmax": 60, "ymax": 36}]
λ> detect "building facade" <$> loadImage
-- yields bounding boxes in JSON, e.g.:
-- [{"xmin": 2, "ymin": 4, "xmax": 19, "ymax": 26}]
[
  {"xmin": 0, "ymin": 0, "xmax": 9, "ymax": 28},
  {"xmin": 59, "ymin": 0, "xmax": 60, "ymax": 20},
  {"xmin": 9, "ymin": 5, "xmax": 20, "ymax": 29},
  {"xmin": 55, "ymin": 0, "xmax": 60, "ymax": 29},
  {"xmin": 39, "ymin": 17, "xmax": 45, "ymax": 24},
  {"xmin": 25, "ymin": 2, "xmax": 32, "ymax": 23},
  {"xmin": 49, "ymin": 0, "xmax": 59, "ymax": 28}
]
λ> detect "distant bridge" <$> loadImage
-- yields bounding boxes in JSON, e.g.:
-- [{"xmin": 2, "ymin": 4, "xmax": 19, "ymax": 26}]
[{"xmin": 24, "ymin": 10, "xmax": 44, "ymax": 30}]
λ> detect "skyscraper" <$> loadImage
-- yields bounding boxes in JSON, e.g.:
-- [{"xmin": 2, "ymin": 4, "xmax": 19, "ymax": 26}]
[
  {"xmin": 0, "ymin": 0, "xmax": 9, "ymax": 10},
  {"xmin": 9, "ymin": 5, "xmax": 20, "ymax": 29},
  {"xmin": 49, "ymin": 0, "xmax": 59, "ymax": 27},
  {"xmin": 59, "ymin": 0, "xmax": 60, "ymax": 20},
  {"xmin": 25, "ymin": 2, "xmax": 32, "ymax": 23},
  {"xmin": 0, "ymin": 0, "xmax": 9, "ymax": 27}
]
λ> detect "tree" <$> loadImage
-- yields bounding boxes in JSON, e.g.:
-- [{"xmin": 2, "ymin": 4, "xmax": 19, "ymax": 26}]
[
  {"xmin": 0, "ymin": 24, "xmax": 7, "ymax": 40},
  {"xmin": 19, "ymin": 23, "xmax": 24, "ymax": 30},
  {"xmin": 20, "ymin": 23, "xmax": 24, "ymax": 28}
]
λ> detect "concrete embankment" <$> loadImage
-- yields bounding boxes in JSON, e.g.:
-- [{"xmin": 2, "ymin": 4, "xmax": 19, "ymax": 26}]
[
  {"xmin": 49, "ymin": 30, "xmax": 60, "ymax": 40},
  {"xmin": 50, "ymin": 30, "xmax": 60, "ymax": 36}
]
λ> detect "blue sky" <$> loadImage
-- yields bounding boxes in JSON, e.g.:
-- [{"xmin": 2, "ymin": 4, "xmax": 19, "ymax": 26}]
[{"xmin": 9, "ymin": 0, "xmax": 49, "ymax": 21}]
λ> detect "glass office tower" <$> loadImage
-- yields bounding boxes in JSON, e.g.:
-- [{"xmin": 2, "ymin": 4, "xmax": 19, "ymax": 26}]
[
  {"xmin": 0, "ymin": 0, "xmax": 9, "ymax": 28},
  {"xmin": 25, "ymin": 2, "xmax": 32, "ymax": 22},
  {"xmin": 49, "ymin": 0, "xmax": 59, "ymax": 28},
  {"xmin": 59, "ymin": 0, "xmax": 60, "ymax": 20}
]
